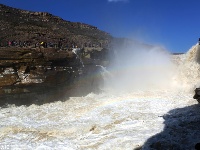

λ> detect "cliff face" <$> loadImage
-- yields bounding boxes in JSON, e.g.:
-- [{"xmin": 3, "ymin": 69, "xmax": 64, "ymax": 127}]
[
  {"xmin": 0, "ymin": 4, "xmax": 153, "ymax": 106},
  {"xmin": 0, "ymin": 4, "xmax": 111, "ymax": 106},
  {"xmin": 0, "ymin": 4, "xmax": 112, "ymax": 48},
  {"xmin": 0, "ymin": 46, "xmax": 107, "ymax": 106}
]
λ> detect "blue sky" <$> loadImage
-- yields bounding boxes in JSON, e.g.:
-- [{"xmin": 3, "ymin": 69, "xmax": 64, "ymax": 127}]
[{"xmin": 0, "ymin": 0, "xmax": 200, "ymax": 53}]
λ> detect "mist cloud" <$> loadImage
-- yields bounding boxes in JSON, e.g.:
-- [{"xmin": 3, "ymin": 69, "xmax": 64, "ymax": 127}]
[{"xmin": 104, "ymin": 42, "xmax": 176, "ymax": 92}]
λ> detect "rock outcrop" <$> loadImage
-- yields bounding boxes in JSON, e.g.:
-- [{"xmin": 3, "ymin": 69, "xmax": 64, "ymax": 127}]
[
  {"xmin": 0, "ymin": 4, "xmax": 112, "ymax": 50},
  {"xmin": 0, "ymin": 4, "xmax": 112, "ymax": 106},
  {"xmin": 0, "ymin": 46, "xmax": 107, "ymax": 106}
]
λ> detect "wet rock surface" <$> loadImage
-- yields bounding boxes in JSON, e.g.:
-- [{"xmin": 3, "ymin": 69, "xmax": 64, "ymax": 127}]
[{"xmin": 193, "ymin": 88, "xmax": 200, "ymax": 103}]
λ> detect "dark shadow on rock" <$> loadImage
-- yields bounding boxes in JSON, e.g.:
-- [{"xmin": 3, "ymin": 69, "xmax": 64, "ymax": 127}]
[
  {"xmin": 142, "ymin": 104, "xmax": 200, "ymax": 150},
  {"xmin": 0, "ymin": 65, "xmax": 104, "ymax": 107}
]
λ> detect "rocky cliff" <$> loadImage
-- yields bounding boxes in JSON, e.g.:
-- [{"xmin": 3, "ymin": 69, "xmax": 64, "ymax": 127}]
[
  {"xmin": 0, "ymin": 4, "xmax": 112, "ymax": 106},
  {"xmin": 0, "ymin": 4, "xmax": 112, "ymax": 49},
  {"xmin": 0, "ymin": 46, "xmax": 108, "ymax": 107}
]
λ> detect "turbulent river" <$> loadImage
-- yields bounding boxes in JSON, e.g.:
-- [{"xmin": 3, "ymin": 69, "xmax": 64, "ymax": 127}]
[{"xmin": 1, "ymin": 44, "xmax": 200, "ymax": 150}]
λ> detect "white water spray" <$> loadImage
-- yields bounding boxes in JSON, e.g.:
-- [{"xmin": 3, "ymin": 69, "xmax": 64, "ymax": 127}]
[{"xmin": 106, "ymin": 45, "xmax": 177, "ymax": 92}]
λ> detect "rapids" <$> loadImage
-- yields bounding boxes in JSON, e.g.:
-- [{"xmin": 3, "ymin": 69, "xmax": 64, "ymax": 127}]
[{"xmin": 0, "ymin": 44, "xmax": 200, "ymax": 149}]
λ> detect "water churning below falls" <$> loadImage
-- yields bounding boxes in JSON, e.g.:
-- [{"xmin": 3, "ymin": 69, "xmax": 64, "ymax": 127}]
[{"xmin": 1, "ymin": 44, "xmax": 200, "ymax": 149}]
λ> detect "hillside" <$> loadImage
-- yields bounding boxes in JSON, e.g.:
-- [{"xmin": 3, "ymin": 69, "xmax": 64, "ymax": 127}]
[{"xmin": 0, "ymin": 4, "xmax": 112, "ymax": 49}]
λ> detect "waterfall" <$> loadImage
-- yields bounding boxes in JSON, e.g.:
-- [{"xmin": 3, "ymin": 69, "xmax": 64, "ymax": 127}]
[
  {"xmin": 96, "ymin": 65, "xmax": 113, "ymax": 81},
  {"xmin": 95, "ymin": 65, "xmax": 113, "ymax": 91},
  {"xmin": 72, "ymin": 48, "xmax": 84, "ymax": 67}
]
